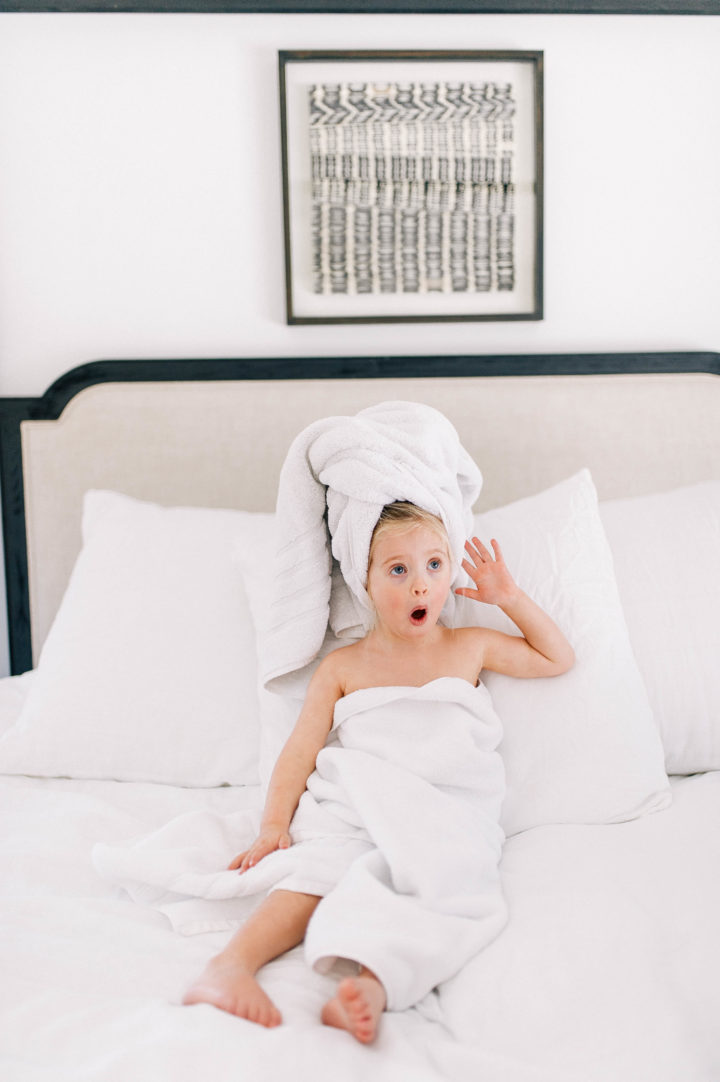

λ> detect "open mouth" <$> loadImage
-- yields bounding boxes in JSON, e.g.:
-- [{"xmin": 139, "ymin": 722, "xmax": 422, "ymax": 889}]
[{"xmin": 410, "ymin": 607, "xmax": 428, "ymax": 625}]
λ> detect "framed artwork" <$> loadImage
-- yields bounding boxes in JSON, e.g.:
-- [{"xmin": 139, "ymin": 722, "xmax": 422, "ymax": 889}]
[
  {"xmin": 0, "ymin": 3, "xmax": 711, "ymax": 11},
  {"xmin": 279, "ymin": 49, "xmax": 543, "ymax": 324}
]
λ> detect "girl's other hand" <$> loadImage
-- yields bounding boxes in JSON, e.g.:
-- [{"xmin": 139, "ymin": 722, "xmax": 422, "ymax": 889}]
[
  {"xmin": 228, "ymin": 826, "xmax": 292, "ymax": 873},
  {"xmin": 455, "ymin": 537, "xmax": 519, "ymax": 608}
]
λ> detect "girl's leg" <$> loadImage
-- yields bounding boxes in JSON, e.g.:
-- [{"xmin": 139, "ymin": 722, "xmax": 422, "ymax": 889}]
[
  {"xmin": 321, "ymin": 965, "xmax": 387, "ymax": 1044},
  {"xmin": 183, "ymin": 889, "xmax": 321, "ymax": 1025}
]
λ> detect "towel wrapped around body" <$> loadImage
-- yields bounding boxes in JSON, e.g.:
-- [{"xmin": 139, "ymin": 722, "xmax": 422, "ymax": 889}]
[
  {"xmin": 300, "ymin": 677, "xmax": 507, "ymax": 1010},
  {"xmin": 94, "ymin": 677, "xmax": 507, "ymax": 1011}
]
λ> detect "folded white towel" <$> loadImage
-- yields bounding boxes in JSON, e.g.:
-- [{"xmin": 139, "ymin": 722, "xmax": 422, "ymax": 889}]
[{"xmin": 262, "ymin": 401, "xmax": 483, "ymax": 694}]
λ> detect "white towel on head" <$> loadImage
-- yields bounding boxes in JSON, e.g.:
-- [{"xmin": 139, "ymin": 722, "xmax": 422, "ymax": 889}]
[{"xmin": 261, "ymin": 400, "xmax": 483, "ymax": 695}]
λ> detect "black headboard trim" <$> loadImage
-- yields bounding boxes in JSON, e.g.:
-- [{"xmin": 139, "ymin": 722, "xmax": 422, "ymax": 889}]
[{"xmin": 26, "ymin": 351, "xmax": 720, "ymax": 419}]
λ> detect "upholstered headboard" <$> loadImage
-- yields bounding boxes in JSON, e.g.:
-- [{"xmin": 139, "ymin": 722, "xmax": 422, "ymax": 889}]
[{"xmin": 1, "ymin": 352, "xmax": 718, "ymax": 674}]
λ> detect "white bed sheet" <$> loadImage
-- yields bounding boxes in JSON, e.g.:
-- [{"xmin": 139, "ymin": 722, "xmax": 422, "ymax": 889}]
[
  {"xmin": 1, "ymin": 671, "xmax": 719, "ymax": 1082},
  {"xmin": 1, "ymin": 768, "xmax": 719, "ymax": 1082}
]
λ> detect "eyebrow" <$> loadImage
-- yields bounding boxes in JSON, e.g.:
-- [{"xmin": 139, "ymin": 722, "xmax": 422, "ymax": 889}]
[{"xmin": 380, "ymin": 548, "xmax": 447, "ymax": 567}]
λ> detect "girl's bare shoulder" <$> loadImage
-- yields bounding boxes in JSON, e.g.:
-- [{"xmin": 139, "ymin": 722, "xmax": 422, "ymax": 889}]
[
  {"xmin": 315, "ymin": 640, "xmax": 368, "ymax": 691},
  {"xmin": 441, "ymin": 624, "xmax": 491, "ymax": 664},
  {"xmin": 443, "ymin": 624, "xmax": 490, "ymax": 645}
]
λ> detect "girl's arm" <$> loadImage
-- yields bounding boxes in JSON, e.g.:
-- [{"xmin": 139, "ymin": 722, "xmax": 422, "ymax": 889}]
[
  {"xmin": 455, "ymin": 536, "xmax": 575, "ymax": 679},
  {"xmin": 229, "ymin": 656, "xmax": 342, "ymax": 872}
]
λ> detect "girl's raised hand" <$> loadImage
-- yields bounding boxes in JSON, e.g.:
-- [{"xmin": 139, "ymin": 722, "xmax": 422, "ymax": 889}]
[
  {"xmin": 228, "ymin": 825, "xmax": 292, "ymax": 873},
  {"xmin": 455, "ymin": 537, "xmax": 519, "ymax": 608}
]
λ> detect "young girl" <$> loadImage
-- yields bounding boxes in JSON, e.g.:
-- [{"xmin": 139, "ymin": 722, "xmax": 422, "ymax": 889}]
[{"xmin": 184, "ymin": 502, "xmax": 574, "ymax": 1042}]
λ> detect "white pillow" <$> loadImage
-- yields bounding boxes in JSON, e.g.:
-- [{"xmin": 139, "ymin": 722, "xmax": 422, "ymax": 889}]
[
  {"xmin": 232, "ymin": 517, "xmax": 306, "ymax": 793},
  {"xmin": 0, "ymin": 671, "xmax": 35, "ymax": 740},
  {"xmin": 455, "ymin": 470, "xmax": 671, "ymax": 836},
  {"xmin": 0, "ymin": 491, "xmax": 274, "ymax": 786},
  {"xmin": 600, "ymin": 481, "xmax": 720, "ymax": 775}
]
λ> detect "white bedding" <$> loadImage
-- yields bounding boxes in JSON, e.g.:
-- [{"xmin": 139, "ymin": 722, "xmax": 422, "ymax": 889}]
[
  {"xmin": 2, "ymin": 760, "xmax": 719, "ymax": 1082},
  {"xmin": 2, "ymin": 466, "xmax": 719, "ymax": 1080}
]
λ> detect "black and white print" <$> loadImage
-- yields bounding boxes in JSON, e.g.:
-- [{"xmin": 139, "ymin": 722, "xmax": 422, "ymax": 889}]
[{"xmin": 308, "ymin": 81, "xmax": 517, "ymax": 297}]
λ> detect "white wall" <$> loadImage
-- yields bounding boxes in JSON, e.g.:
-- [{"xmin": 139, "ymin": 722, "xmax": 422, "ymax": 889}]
[
  {"xmin": 0, "ymin": 13, "xmax": 718, "ymax": 400},
  {"xmin": 0, "ymin": 11, "xmax": 718, "ymax": 675}
]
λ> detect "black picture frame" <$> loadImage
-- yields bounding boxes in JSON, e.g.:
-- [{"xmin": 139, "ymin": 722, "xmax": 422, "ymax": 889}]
[
  {"xmin": 0, "ymin": 3, "xmax": 714, "ymax": 14},
  {"xmin": 279, "ymin": 49, "xmax": 543, "ymax": 325}
]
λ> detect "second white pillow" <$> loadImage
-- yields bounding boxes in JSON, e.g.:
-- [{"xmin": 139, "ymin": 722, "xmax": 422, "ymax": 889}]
[{"xmin": 455, "ymin": 470, "xmax": 671, "ymax": 836}]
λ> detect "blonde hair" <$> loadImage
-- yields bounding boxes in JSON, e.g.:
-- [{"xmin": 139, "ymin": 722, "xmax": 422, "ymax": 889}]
[{"xmin": 368, "ymin": 501, "xmax": 450, "ymax": 569}]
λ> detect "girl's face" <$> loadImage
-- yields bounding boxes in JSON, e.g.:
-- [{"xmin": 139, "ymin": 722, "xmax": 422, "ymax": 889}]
[{"xmin": 366, "ymin": 524, "xmax": 452, "ymax": 640}]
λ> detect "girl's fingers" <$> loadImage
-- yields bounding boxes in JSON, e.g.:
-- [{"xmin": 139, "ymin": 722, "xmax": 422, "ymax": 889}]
[
  {"xmin": 237, "ymin": 846, "xmax": 262, "ymax": 872},
  {"xmin": 472, "ymin": 537, "xmax": 494, "ymax": 560},
  {"xmin": 465, "ymin": 538, "xmax": 494, "ymax": 567},
  {"xmin": 455, "ymin": 585, "xmax": 482, "ymax": 599},
  {"xmin": 490, "ymin": 539, "xmax": 504, "ymax": 562},
  {"xmin": 239, "ymin": 835, "xmax": 288, "ymax": 873},
  {"xmin": 462, "ymin": 555, "xmax": 489, "ymax": 584},
  {"xmin": 464, "ymin": 539, "xmax": 486, "ymax": 561}
]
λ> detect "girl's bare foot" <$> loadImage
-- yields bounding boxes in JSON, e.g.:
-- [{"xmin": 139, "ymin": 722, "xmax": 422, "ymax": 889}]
[
  {"xmin": 183, "ymin": 955, "xmax": 281, "ymax": 1027},
  {"xmin": 321, "ymin": 974, "xmax": 386, "ymax": 1044}
]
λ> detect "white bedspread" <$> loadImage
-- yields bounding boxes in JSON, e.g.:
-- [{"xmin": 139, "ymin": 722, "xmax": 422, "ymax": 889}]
[
  {"xmin": 2, "ymin": 766, "xmax": 720, "ymax": 1081},
  {"xmin": 94, "ymin": 678, "xmax": 508, "ymax": 1012}
]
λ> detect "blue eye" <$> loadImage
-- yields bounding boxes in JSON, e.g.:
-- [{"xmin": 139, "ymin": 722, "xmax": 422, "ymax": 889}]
[
  {"xmin": 428, "ymin": 558, "xmax": 442, "ymax": 571},
  {"xmin": 390, "ymin": 565, "xmax": 406, "ymax": 576}
]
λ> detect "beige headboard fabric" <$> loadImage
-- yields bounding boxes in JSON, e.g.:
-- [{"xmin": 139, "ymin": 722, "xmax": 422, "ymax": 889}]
[{"xmin": 21, "ymin": 371, "xmax": 720, "ymax": 663}]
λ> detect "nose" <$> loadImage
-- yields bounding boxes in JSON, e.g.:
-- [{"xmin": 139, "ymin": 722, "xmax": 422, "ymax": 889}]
[{"xmin": 411, "ymin": 574, "xmax": 429, "ymax": 596}]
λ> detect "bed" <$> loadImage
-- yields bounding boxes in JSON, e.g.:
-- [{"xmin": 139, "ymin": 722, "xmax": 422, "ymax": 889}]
[{"xmin": 0, "ymin": 351, "xmax": 718, "ymax": 1082}]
